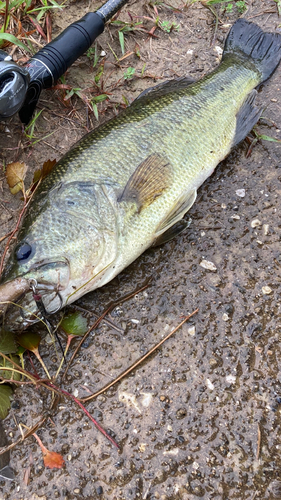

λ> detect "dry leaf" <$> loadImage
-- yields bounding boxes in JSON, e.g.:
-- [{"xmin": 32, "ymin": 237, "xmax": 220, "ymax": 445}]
[
  {"xmin": 5, "ymin": 162, "xmax": 28, "ymax": 195},
  {"xmin": 33, "ymin": 433, "xmax": 65, "ymax": 469},
  {"xmin": 42, "ymin": 448, "xmax": 65, "ymax": 469},
  {"xmin": 33, "ymin": 159, "xmax": 56, "ymax": 185}
]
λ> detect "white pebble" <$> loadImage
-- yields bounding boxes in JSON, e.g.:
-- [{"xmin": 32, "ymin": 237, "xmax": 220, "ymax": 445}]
[
  {"xmin": 131, "ymin": 318, "xmax": 139, "ymax": 324},
  {"xmin": 163, "ymin": 448, "xmax": 179, "ymax": 456},
  {"xmin": 186, "ymin": 49, "xmax": 193, "ymax": 55},
  {"xmin": 231, "ymin": 215, "xmax": 240, "ymax": 220},
  {"xmin": 188, "ymin": 325, "xmax": 196, "ymax": 336},
  {"xmin": 226, "ymin": 375, "xmax": 236, "ymax": 384},
  {"xmin": 251, "ymin": 219, "xmax": 261, "ymax": 228},
  {"xmin": 214, "ymin": 45, "xmax": 223, "ymax": 55},
  {"xmin": 262, "ymin": 286, "xmax": 272, "ymax": 295},
  {"xmin": 236, "ymin": 189, "xmax": 245, "ymax": 197},
  {"xmin": 200, "ymin": 259, "xmax": 217, "ymax": 272},
  {"xmin": 221, "ymin": 203, "xmax": 227, "ymax": 209},
  {"xmin": 263, "ymin": 224, "xmax": 269, "ymax": 235},
  {"xmin": 206, "ymin": 378, "xmax": 215, "ymax": 391},
  {"xmin": 73, "ymin": 388, "xmax": 79, "ymax": 397},
  {"xmin": 222, "ymin": 313, "xmax": 229, "ymax": 322},
  {"xmin": 100, "ymin": 50, "xmax": 106, "ymax": 56},
  {"xmin": 140, "ymin": 392, "xmax": 153, "ymax": 408}
]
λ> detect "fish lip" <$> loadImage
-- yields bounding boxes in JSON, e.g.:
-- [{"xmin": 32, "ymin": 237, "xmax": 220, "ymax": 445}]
[{"xmin": 0, "ymin": 257, "xmax": 70, "ymax": 327}]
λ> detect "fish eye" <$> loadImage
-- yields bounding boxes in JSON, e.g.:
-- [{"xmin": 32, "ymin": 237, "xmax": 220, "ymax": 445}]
[{"xmin": 15, "ymin": 242, "xmax": 33, "ymax": 262}]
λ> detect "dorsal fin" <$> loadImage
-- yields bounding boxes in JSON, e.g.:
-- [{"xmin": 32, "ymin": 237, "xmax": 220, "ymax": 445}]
[
  {"xmin": 132, "ymin": 76, "xmax": 196, "ymax": 105},
  {"xmin": 118, "ymin": 153, "xmax": 172, "ymax": 211}
]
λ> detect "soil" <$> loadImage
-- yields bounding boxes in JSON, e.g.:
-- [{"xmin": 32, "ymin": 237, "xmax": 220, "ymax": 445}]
[{"xmin": 1, "ymin": 0, "xmax": 281, "ymax": 499}]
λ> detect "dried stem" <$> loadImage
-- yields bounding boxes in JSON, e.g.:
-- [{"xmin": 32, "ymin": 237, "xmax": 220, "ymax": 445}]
[{"xmin": 80, "ymin": 308, "xmax": 199, "ymax": 403}]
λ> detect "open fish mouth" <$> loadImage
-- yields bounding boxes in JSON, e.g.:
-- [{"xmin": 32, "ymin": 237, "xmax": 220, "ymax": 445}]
[{"xmin": 0, "ymin": 259, "xmax": 70, "ymax": 329}]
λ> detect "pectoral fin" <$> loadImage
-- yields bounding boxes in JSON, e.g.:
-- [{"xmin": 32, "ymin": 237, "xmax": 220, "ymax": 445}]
[
  {"xmin": 155, "ymin": 188, "xmax": 197, "ymax": 237},
  {"xmin": 118, "ymin": 153, "xmax": 171, "ymax": 211}
]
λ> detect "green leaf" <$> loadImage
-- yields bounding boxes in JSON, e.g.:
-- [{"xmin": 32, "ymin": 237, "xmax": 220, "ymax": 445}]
[
  {"xmin": 60, "ymin": 312, "xmax": 88, "ymax": 336},
  {"xmin": 123, "ymin": 67, "xmax": 135, "ymax": 80},
  {"xmin": 0, "ymin": 33, "xmax": 31, "ymax": 52},
  {"xmin": 92, "ymin": 102, "xmax": 99, "ymax": 121},
  {"xmin": 119, "ymin": 30, "xmax": 125, "ymax": 55},
  {"xmin": 17, "ymin": 331, "xmax": 41, "ymax": 352},
  {"xmin": 259, "ymin": 134, "xmax": 281, "ymax": 143},
  {"xmin": 0, "ymin": 355, "xmax": 21, "ymax": 381},
  {"xmin": 0, "ymin": 385, "xmax": 13, "ymax": 420},
  {"xmin": 0, "ymin": 330, "xmax": 17, "ymax": 354}
]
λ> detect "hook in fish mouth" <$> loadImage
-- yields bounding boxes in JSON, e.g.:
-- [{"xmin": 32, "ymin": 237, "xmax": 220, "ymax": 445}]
[{"xmin": 19, "ymin": 278, "xmax": 64, "ymax": 324}]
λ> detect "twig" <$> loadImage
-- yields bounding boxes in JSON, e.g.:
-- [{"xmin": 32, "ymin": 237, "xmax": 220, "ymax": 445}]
[
  {"xmin": 0, "ymin": 179, "xmax": 42, "ymax": 277},
  {"xmin": 61, "ymin": 278, "xmax": 152, "ymax": 383},
  {"xmin": 256, "ymin": 423, "xmax": 261, "ymax": 459},
  {"xmin": 73, "ymin": 304, "xmax": 124, "ymax": 333},
  {"xmin": 80, "ymin": 308, "xmax": 199, "ymax": 403},
  {"xmin": 0, "ymin": 415, "xmax": 47, "ymax": 457}
]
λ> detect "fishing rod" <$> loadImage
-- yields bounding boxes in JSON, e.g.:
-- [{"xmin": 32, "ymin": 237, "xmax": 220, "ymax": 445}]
[{"xmin": 0, "ymin": 0, "xmax": 129, "ymax": 124}]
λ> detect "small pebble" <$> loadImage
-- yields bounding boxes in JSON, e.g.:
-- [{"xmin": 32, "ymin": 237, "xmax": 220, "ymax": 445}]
[
  {"xmin": 222, "ymin": 313, "xmax": 229, "ymax": 321},
  {"xmin": 200, "ymin": 259, "xmax": 217, "ymax": 272},
  {"xmin": 100, "ymin": 50, "xmax": 106, "ymax": 57},
  {"xmin": 131, "ymin": 318, "xmax": 139, "ymax": 324},
  {"xmin": 188, "ymin": 325, "xmax": 196, "ymax": 336},
  {"xmin": 209, "ymin": 358, "xmax": 218, "ymax": 367},
  {"xmin": 231, "ymin": 214, "xmax": 240, "ymax": 220},
  {"xmin": 271, "ymin": 98, "xmax": 278, "ymax": 102},
  {"xmin": 206, "ymin": 378, "xmax": 215, "ymax": 391},
  {"xmin": 269, "ymin": 480, "xmax": 281, "ymax": 498},
  {"xmin": 73, "ymin": 489, "xmax": 80, "ymax": 494},
  {"xmin": 236, "ymin": 188, "xmax": 245, "ymax": 197},
  {"xmin": 226, "ymin": 374, "xmax": 236, "ymax": 384},
  {"xmin": 251, "ymin": 219, "xmax": 261, "ymax": 228},
  {"xmin": 262, "ymin": 286, "xmax": 272, "ymax": 295},
  {"xmin": 221, "ymin": 203, "xmax": 227, "ymax": 209},
  {"xmin": 96, "ymin": 486, "xmax": 103, "ymax": 495},
  {"xmin": 263, "ymin": 224, "xmax": 269, "ymax": 235},
  {"xmin": 214, "ymin": 45, "xmax": 223, "ymax": 55}
]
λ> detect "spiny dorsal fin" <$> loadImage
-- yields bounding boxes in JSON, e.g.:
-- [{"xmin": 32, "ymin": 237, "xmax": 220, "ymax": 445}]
[
  {"xmin": 155, "ymin": 188, "xmax": 197, "ymax": 236},
  {"xmin": 132, "ymin": 76, "xmax": 196, "ymax": 105},
  {"xmin": 118, "ymin": 153, "xmax": 172, "ymax": 211},
  {"xmin": 233, "ymin": 90, "xmax": 262, "ymax": 147}
]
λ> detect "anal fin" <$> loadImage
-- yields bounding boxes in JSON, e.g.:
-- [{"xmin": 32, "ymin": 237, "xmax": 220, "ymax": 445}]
[{"xmin": 233, "ymin": 90, "xmax": 262, "ymax": 147}]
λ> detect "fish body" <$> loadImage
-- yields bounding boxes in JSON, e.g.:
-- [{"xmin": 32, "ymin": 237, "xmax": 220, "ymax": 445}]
[{"xmin": 1, "ymin": 19, "xmax": 281, "ymax": 328}]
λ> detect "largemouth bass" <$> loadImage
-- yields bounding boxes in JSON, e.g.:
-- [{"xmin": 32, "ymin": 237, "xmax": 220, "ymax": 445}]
[{"xmin": 1, "ymin": 19, "xmax": 281, "ymax": 330}]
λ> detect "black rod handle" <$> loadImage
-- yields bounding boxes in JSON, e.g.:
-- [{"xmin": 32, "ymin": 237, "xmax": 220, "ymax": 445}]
[{"xmin": 19, "ymin": 12, "xmax": 104, "ymax": 124}]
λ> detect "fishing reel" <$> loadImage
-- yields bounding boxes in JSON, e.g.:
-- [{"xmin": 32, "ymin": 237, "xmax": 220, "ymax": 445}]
[{"xmin": 0, "ymin": 0, "xmax": 128, "ymax": 124}]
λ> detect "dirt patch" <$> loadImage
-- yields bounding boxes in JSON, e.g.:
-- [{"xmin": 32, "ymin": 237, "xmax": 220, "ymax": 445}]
[{"xmin": 1, "ymin": 0, "xmax": 281, "ymax": 499}]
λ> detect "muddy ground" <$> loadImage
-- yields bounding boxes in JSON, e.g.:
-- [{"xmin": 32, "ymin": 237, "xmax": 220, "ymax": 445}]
[{"xmin": 1, "ymin": 0, "xmax": 281, "ymax": 498}]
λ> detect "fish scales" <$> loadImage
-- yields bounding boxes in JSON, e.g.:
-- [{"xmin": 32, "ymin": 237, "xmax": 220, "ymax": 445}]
[{"xmin": 1, "ymin": 19, "xmax": 281, "ymax": 329}]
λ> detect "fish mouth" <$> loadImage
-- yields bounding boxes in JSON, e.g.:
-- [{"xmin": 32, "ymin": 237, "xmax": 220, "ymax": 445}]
[{"xmin": 0, "ymin": 258, "xmax": 70, "ymax": 329}]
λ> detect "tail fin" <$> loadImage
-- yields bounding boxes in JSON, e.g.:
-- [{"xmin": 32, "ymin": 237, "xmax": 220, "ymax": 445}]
[{"xmin": 223, "ymin": 19, "xmax": 281, "ymax": 83}]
